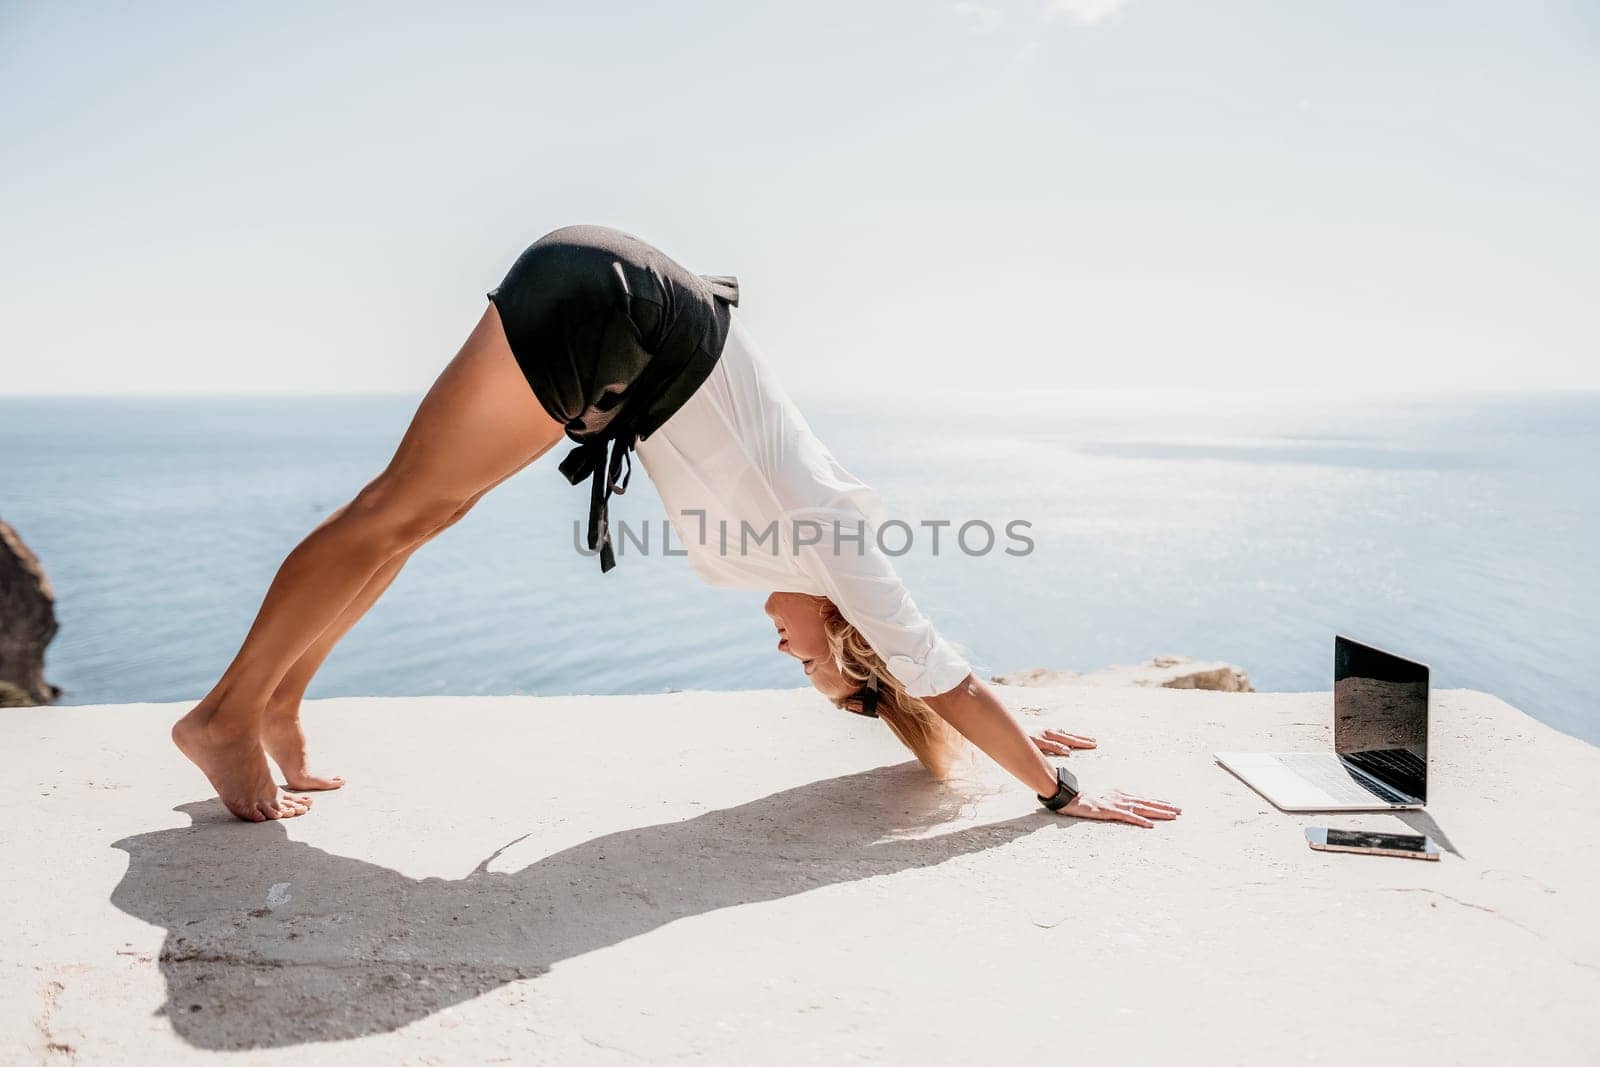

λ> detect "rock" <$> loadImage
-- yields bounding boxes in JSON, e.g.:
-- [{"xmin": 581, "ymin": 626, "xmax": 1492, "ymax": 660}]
[
  {"xmin": 0, "ymin": 520, "xmax": 60, "ymax": 706},
  {"xmin": 993, "ymin": 654, "xmax": 1253, "ymax": 693},
  {"xmin": 991, "ymin": 667, "xmax": 1081, "ymax": 687}
]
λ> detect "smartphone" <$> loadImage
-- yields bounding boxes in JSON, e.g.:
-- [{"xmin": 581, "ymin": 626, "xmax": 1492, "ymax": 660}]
[{"xmin": 1305, "ymin": 826, "xmax": 1439, "ymax": 860}]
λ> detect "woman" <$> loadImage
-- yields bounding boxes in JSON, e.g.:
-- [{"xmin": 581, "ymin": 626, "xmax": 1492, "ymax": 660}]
[{"xmin": 173, "ymin": 225, "xmax": 1181, "ymax": 829}]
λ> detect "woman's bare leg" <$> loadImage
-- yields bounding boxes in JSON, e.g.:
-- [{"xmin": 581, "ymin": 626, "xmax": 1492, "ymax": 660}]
[
  {"xmin": 260, "ymin": 481, "xmax": 508, "ymax": 790},
  {"xmin": 259, "ymin": 551, "xmax": 408, "ymax": 791},
  {"xmin": 173, "ymin": 303, "xmax": 564, "ymax": 822}
]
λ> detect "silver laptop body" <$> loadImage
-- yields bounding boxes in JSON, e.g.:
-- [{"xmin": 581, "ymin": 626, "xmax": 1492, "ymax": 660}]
[{"xmin": 1216, "ymin": 635, "xmax": 1429, "ymax": 812}]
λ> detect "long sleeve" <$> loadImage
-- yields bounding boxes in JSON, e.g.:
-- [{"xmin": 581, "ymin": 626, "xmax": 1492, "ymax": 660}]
[{"xmin": 782, "ymin": 503, "xmax": 972, "ymax": 699}]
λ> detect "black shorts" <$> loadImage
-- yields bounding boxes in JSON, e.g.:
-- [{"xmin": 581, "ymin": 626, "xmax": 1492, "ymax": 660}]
[
  {"xmin": 486, "ymin": 224, "xmax": 739, "ymax": 445},
  {"xmin": 486, "ymin": 224, "xmax": 739, "ymax": 572}
]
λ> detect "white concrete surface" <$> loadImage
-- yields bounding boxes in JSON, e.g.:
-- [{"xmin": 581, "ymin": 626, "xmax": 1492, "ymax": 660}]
[{"xmin": 2, "ymin": 686, "xmax": 1595, "ymax": 1065}]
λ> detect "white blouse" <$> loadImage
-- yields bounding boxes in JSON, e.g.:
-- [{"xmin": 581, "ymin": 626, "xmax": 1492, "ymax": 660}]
[{"xmin": 634, "ymin": 311, "xmax": 972, "ymax": 699}]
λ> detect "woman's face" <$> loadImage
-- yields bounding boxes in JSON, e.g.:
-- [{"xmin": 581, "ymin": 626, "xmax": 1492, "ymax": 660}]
[{"xmin": 764, "ymin": 592, "xmax": 854, "ymax": 701}]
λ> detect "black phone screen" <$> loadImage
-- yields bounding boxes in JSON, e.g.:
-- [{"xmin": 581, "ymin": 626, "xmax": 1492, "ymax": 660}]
[{"xmin": 1324, "ymin": 829, "xmax": 1429, "ymax": 852}]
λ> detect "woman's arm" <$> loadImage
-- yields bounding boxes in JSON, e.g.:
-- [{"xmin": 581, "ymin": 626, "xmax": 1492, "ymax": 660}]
[
  {"xmin": 925, "ymin": 674, "xmax": 1182, "ymax": 828},
  {"xmin": 777, "ymin": 499, "xmax": 1180, "ymax": 826},
  {"xmin": 925, "ymin": 675, "xmax": 1059, "ymax": 795}
]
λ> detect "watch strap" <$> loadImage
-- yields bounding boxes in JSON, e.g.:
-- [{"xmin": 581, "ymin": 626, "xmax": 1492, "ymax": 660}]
[{"xmin": 1037, "ymin": 765, "xmax": 1080, "ymax": 812}]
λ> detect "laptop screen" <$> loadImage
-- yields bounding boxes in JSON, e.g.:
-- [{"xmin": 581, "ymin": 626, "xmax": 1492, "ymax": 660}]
[{"xmin": 1333, "ymin": 636, "xmax": 1430, "ymax": 802}]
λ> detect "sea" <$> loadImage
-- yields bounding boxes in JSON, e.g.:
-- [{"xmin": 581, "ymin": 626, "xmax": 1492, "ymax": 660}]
[{"xmin": 2, "ymin": 390, "xmax": 1596, "ymax": 744}]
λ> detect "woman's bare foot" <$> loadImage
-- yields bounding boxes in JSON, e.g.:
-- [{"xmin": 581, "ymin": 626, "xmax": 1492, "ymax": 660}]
[
  {"xmin": 171, "ymin": 706, "xmax": 313, "ymax": 822},
  {"xmin": 262, "ymin": 702, "xmax": 346, "ymax": 792}
]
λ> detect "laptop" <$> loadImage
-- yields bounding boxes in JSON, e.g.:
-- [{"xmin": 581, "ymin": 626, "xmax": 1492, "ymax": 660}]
[{"xmin": 1215, "ymin": 636, "xmax": 1429, "ymax": 811}]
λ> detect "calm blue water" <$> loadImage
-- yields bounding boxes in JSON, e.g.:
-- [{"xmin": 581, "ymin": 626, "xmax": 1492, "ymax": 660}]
[{"xmin": 2, "ymin": 391, "xmax": 1596, "ymax": 742}]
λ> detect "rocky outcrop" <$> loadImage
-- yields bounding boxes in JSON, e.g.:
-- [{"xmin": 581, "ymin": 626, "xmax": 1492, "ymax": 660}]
[
  {"xmin": 993, "ymin": 654, "xmax": 1253, "ymax": 693},
  {"xmin": 0, "ymin": 520, "xmax": 60, "ymax": 706}
]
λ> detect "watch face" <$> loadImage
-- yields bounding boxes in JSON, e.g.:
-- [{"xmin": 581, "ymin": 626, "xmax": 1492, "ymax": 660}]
[{"xmin": 1040, "ymin": 766, "xmax": 1078, "ymax": 809}]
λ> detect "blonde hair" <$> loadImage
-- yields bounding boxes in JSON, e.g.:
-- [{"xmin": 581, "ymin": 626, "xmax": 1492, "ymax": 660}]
[{"xmin": 820, "ymin": 602, "xmax": 971, "ymax": 780}]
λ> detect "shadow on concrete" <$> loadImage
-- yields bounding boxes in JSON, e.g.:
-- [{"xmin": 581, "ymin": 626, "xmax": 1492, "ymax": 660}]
[
  {"xmin": 110, "ymin": 762, "xmax": 1058, "ymax": 1050},
  {"xmin": 1394, "ymin": 808, "xmax": 1462, "ymax": 858}
]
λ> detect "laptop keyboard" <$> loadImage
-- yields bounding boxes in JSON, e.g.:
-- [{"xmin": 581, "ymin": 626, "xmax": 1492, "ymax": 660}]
[
  {"xmin": 1345, "ymin": 748, "xmax": 1427, "ymax": 782},
  {"xmin": 1273, "ymin": 753, "xmax": 1411, "ymax": 805}
]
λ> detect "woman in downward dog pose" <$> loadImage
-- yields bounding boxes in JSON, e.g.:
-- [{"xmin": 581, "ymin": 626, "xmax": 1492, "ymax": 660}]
[{"xmin": 173, "ymin": 225, "xmax": 1181, "ymax": 829}]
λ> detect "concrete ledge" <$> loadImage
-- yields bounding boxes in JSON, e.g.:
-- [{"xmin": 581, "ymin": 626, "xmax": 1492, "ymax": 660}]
[{"xmin": 2, "ymin": 687, "xmax": 1595, "ymax": 1064}]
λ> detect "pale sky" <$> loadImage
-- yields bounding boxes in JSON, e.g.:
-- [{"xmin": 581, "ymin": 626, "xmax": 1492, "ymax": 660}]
[{"xmin": 2, "ymin": 0, "xmax": 1596, "ymax": 395}]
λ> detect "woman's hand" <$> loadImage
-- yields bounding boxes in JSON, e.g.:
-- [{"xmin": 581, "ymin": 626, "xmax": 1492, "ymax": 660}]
[
  {"xmin": 923, "ymin": 680, "xmax": 1172, "ymax": 824},
  {"xmin": 1059, "ymin": 790, "xmax": 1182, "ymax": 829},
  {"xmin": 1030, "ymin": 726, "xmax": 1097, "ymax": 757}
]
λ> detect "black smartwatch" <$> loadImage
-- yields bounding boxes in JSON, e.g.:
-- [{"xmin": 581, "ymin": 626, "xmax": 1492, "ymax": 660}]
[{"xmin": 1037, "ymin": 765, "xmax": 1080, "ymax": 812}]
